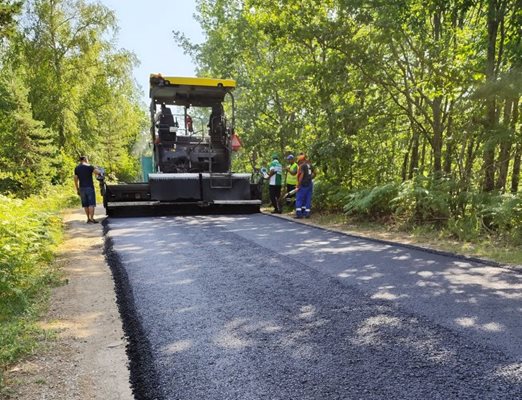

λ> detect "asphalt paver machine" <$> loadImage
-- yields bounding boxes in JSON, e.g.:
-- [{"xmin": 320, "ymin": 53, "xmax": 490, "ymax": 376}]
[{"xmin": 102, "ymin": 75, "xmax": 262, "ymax": 216}]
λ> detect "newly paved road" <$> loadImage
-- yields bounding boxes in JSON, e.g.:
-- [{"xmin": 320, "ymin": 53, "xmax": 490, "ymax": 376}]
[{"xmin": 105, "ymin": 214, "xmax": 522, "ymax": 400}]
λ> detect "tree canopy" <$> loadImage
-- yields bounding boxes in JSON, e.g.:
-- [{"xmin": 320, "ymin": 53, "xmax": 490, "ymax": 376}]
[
  {"xmin": 175, "ymin": 0, "xmax": 521, "ymax": 241},
  {"xmin": 0, "ymin": 0, "xmax": 520, "ymax": 241},
  {"xmin": 0, "ymin": 0, "xmax": 146, "ymax": 196}
]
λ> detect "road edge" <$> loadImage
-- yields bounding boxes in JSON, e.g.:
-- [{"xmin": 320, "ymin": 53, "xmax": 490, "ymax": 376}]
[
  {"xmin": 263, "ymin": 212, "xmax": 521, "ymax": 273},
  {"xmin": 102, "ymin": 220, "xmax": 164, "ymax": 400}
]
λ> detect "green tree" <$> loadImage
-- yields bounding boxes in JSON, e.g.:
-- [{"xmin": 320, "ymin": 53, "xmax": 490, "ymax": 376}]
[
  {"xmin": 4, "ymin": 0, "xmax": 147, "ymax": 186},
  {"xmin": 0, "ymin": 70, "xmax": 58, "ymax": 196},
  {"xmin": 0, "ymin": 0, "xmax": 22, "ymax": 38}
]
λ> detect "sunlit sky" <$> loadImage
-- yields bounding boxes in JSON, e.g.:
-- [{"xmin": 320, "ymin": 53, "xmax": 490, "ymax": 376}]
[{"xmin": 99, "ymin": 0, "xmax": 204, "ymax": 104}]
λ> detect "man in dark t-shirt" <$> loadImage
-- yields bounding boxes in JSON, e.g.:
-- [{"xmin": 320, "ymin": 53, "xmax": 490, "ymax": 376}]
[
  {"xmin": 74, "ymin": 156, "xmax": 100, "ymax": 223},
  {"xmin": 295, "ymin": 153, "xmax": 315, "ymax": 219}
]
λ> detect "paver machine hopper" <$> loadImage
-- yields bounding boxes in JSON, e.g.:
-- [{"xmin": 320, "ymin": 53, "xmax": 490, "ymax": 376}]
[{"xmin": 102, "ymin": 75, "xmax": 262, "ymax": 216}]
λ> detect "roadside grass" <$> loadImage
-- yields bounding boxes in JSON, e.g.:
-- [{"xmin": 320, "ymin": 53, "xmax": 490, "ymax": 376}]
[
  {"xmin": 305, "ymin": 212, "xmax": 522, "ymax": 266},
  {"xmin": 0, "ymin": 188, "xmax": 76, "ymax": 390}
]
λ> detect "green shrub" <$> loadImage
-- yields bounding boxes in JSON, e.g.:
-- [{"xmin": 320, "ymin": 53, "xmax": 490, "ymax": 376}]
[
  {"xmin": 478, "ymin": 193, "xmax": 522, "ymax": 244},
  {"xmin": 338, "ymin": 178, "xmax": 522, "ymax": 246},
  {"xmin": 343, "ymin": 183, "xmax": 399, "ymax": 219},
  {"xmin": 0, "ymin": 187, "xmax": 71, "ymax": 387},
  {"xmin": 0, "ymin": 196, "xmax": 63, "ymax": 317},
  {"xmin": 313, "ymin": 180, "xmax": 351, "ymax": 212},
  {"xmin": 391, "ymin": 176, "xmax": 451, "ymax": 224}
]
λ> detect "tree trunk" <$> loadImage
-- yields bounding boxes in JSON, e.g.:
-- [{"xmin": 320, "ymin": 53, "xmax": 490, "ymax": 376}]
[
  {"xmin": 512, "ymin": 144, "xmax": 521, "ymax": 193},
  {"xmin": 432, "ymin": 97, "xmax": 443, "ymax": 176},
  {"xmin": 464, "ymin": 138, "xmax": 476, "ymax": 189},
  {"xmin": 421, "ymin": 135, "xmax": 427, "ymax": 174},
  {"xmin": 511, "ymin": 101, "xmax": 521, "ymax": 193},
  {"xmin": 401, "ymin": 136, "xmax": 411, "ymax": 182},
  {"xmin": 482, "ymin": 0, "xmax": 501, "ymax": 192},
  {"xmin": 432, "ymin": 10, "xmax": 443, "ymax": 177},
  {"xmin": 409, "ymin": 130, "xmax": 420, "ymax": 179},
  {"xmin": 444, "ymin": 116, "xmax": 453, "ymax": 175},
  {"xmin": 496, "ymin": 98, "xmax": 514, "ymax": 191}
]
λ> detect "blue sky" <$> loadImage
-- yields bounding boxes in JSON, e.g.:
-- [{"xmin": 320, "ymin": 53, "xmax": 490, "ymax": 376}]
[{"xmin": 99, "ymin": 0, "xmax": 204, "ymax": 103}]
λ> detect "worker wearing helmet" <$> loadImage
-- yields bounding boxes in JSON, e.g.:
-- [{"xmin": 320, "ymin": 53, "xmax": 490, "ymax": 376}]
[
  {"xmin": 295, "ymin": 153, "xmax": 314, "ymax": 218},
  {"xmin": 284, "ymin": 154, "xmax": 298, "ymax": 206},
  {"xmin": 268, "ymin": 153, "xmax": 283, "ymax": 213}
]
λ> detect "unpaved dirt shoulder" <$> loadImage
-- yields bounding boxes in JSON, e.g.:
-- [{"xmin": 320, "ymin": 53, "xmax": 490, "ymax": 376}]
[{"xmin": 3, "ymin": 209, "xmax": 133, "ymax": 400}]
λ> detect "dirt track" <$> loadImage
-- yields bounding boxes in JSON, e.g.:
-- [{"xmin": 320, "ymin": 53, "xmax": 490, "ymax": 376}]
[{"xmin": 2, "ymin": 209, "xmax": 132, "ymax": 400}]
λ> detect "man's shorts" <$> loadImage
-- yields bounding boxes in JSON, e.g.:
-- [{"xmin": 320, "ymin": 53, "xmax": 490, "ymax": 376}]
[{"xmin": 79, "ymin": 187, "xmax": 96, "ymax": 207}]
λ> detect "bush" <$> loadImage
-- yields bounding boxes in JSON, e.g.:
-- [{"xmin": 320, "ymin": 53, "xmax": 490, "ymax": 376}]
[
  {"xmin": 478, "ymin": 193, "xmax": 522, "ymax": 244},
  {"xmin": 313, "ymin": 180, "xmax": 351, "ymax": 212},
  {"xmin": 0, "ymin": 187, "xmax": 71, "ymax": 387},
  {"xmin": 0, "ymin": 193, "xmax": 68, "ymax": 316},
  {"xmin": 338, "ymin": 178, "xmax": 522, "ymax": 246},
  {"xmin": 445, "ymin": 214, "xmax": 482, "ymax": 242},
  {"xmin": 343, "ymin": 183, "xmax": 399, "ymax": 219},
  {"xmin": 391, "ymin": 176, "xmax": 451, "ymax": 224}
]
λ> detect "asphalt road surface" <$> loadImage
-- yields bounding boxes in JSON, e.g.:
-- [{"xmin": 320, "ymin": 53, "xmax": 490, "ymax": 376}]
[{"xmin": 105, "ymin": 214, "xmax": 522, "ymax": 400}]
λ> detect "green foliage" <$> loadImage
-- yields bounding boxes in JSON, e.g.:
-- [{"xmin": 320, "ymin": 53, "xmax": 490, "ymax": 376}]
[
  {"xmin": 0, "ymin": 308, "xmax": 48, "ymax": 388},
  {"xmin": 0, "ymin": 0, "xmax": 21, "ymax": 38},
  {"xmin": 0, "ymin": 0, "xmax": 146, "ymax": 197},
  {"xmin": 110, "ymin": 152, "xmax": 141, "ymax": 183},
  {"xmin": 341, "ymin": 181, "xmax": 522, "ymax": 246},
  {"xmin": 312, "ymin": 180, "xmax": 351, "ymax": 212},
  {"xmin": 0, "ymin": 2, "xmax": 148, "ymax": 381},
  {"xmin": 183, "ymin": 0, "xmax": 521, "ymax": 197},
  {"xmin": 391, "ymin": 176, "xmax": 452, "ymax": 224},
  {"xmin": 343, "ymin": 183, "xmax": 399, "ymax": 219},
  {"xmin": 0, "ymin": 188, "xmax": 69, "ymax": 387},
  {"xmin": 442, "ymin": 192, "xmax": 522, "ymax": 245},
  {"xmin": 0, "ymin": 71, "xmax": 59, "ymax": 197},
  {"xmin": 477, "ymin": 193, "xmax": 522, "ymax": 244},
  {"xmin": 0, "ymin": 191, "xmax": 66, "ymax": 318}
]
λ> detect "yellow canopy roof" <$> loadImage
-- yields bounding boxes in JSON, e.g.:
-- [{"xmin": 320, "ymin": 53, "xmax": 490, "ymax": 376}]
[{"xmin": 149, "ymin": 75, "xmax": 236, "ymax": 107}]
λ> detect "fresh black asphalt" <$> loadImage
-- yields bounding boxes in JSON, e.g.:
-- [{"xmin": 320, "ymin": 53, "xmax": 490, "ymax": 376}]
[{"xmin": 104, "ymin": 214, "xmax": 522, "ymax": 400}]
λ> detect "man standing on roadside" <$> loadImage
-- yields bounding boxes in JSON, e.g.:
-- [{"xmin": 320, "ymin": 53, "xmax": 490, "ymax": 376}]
[
  {"xmin": 74, "ymin": 156, "xmax": 100, "ymax": 224},
  {"xmin": 295, "ymin": 153, "xmax": 315, "ymax": 219},
  {"xmin": 268, "ymin": 153, "xmax": 283, "ymax": 214},
  {"xmin": 285, "ymin": 154, "xmax": 298, "ymax": 207}
]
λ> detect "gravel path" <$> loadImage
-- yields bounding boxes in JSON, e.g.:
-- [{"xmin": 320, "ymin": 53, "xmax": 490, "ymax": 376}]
[{"xmin": 105, "ymin": 214, "xmax": 522, "ymax": 400}]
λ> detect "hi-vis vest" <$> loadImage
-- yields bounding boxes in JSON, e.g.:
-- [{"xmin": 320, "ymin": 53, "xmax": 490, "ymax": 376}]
[{"xmin": 286, "ymin": 162, "xmax": 298, "ymax": 185}]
